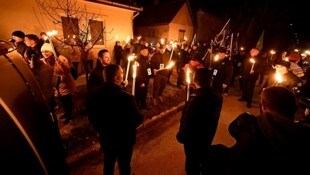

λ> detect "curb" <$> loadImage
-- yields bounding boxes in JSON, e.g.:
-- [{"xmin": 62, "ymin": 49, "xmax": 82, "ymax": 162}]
[
  {"xmin": 66, "ymin": 101, "xmax": 185, "ymax": 167},
  {"xmin": 137, "ymin": 102, "xmax": 185, "ymax": 131}
]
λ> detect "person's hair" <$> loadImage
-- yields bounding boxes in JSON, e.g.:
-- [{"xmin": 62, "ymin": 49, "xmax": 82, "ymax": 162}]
[
  {"xmin": 98, "ymin": 49, "xmax": 109, "ymax": 58},
  {"xmin": 40, "ymin": 32, "xmax": 47, "ymax": 36},
  {"xmin": 261, "ymin": 86, "xmax": 297, "ymax": 118},
  {"xmin": 191, "ymin": 52, "xmax": 203, "ymax": 63},
  {"xmin": 25, "ymin": 34, "xmax": 39, "ymax": 43},
  {"xmin": 12, "ymin": 30, "xmax": 25, "ymax": 39},
  {"xmin": 194, "ymin": 68, "xmax": 212, "ymax": 88},
  {"xmin": 104, "ymin": 64, "xmax": 121, "ymax": 83}
]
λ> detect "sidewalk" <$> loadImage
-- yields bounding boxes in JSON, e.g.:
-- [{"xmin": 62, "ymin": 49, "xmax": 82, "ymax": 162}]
[{"xmin": 58, "ymin": 73, "xmax": 186, "ymax": 167}]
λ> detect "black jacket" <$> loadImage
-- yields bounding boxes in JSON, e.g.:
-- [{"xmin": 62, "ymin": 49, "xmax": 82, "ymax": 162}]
[
  {"xmin": 240, "ymin": 54, "xmax": 261, "ymax": 80},
  {"xmin": 136, "ymin": 54, "xmax": 151, "ymax": 85},
  {"xmin": 151, "ymin": 52, "xmax": 170, "ymax": 77},
  {"xmin": 87, "ymin": 59, "xmax": 105, "ymax": 90},
  {"xmin": 212, "ymin": 58, "xmax": 234, "ymax": 92},
  {"xmin": 177, "ymin": 87, "xmax": 223, "ymax": 148},
  {"xmin": 226, "ymin": 112, "xmax": 310, "ymax": 175},
  {"xmin": 86, "ymin": 83, "xmax": 143, "ymax": 147}
]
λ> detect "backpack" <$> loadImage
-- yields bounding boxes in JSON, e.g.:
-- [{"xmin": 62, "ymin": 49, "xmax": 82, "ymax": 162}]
[{"xmin": 70, "ymin": 67, "xmax": 78, "ymax": 80}]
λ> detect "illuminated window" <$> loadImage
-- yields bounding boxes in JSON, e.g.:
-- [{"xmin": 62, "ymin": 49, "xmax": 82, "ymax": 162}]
[
  {"xmin": 89, "ymin": 20, "xmax": 104, "ymax": 45},
  {"xmin": 61, "ymin": 17, "xmax": 79, "ymax": 44}
]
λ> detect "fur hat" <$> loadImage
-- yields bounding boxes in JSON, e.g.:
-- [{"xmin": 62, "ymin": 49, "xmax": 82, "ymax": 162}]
[
  {"xmin": 41, "ymin": 43, "xmax": 54, "ymax": 53},
  {"xmin": 12, "ymin": 30, "xmax": 25, "ymax": 39}
]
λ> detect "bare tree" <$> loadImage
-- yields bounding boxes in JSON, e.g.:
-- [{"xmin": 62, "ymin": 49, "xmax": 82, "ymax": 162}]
[{"xmin": 35, "ymin": 0, "xmax": 107, "ymax": 82}]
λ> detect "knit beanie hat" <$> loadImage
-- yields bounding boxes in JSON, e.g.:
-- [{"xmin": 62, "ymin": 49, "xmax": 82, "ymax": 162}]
[{"xmin": 41, "ymin": 43, "xmax": 54, "ymax": 53}]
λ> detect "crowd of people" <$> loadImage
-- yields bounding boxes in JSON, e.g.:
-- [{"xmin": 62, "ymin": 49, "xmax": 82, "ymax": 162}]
[
  {"xmin": 10, "ymin": 30, "xmax": 77, "ymax": 126},
  {"xmin": 9, "ymin": 29, "xmax": 310, "ymax": 175},
  {"xmin": 88, "ymin": 37, "xmax": 310, "ymax": 175}
]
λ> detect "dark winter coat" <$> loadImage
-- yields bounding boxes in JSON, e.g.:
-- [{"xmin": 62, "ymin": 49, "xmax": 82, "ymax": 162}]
[
  {"xmin": 211, "ymin": 112, "xmax": 310, "ymax": 175},
  {"xmin": 136, "ymin": 55, "xmax": 151, "ymax": 85},
  {"xmin": 240, "ymin": 54, "xmax": 261, "ymax": 80},
  {"xmin": 86, "ymin": 83, "xmax": 143, "ymax": 147},
  {"xmin": 177, "ymin": 87, "xmax": 223, "ymax": 148},
  {"xmin": 87, "ymin": 59, "xmax": 105, "ymax": 90},
  {"xmin": 151, "ymin": 52, "xmax": 170, "ymax": 77},
  {"xmin": 212, "ymin": 58, "xmax": 234, "ymax": 92}
]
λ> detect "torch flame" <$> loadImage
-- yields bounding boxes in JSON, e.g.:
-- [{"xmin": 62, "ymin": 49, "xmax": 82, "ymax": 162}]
[
  {"xmin": 165, "ymin": 61, "xmax": 175, "ymax": 69},
  {"xmin": 275, "ymin": 71, "xmax": 283, "ymax": 83},
  {"xmin": 250, "ymin": 58, "xmax": 255, "ymax": 64},
  {"xmin": 46, "ymin": 30, "xmax": 58, "ymax": 37},
  {"xmin": 160, "ymin": 38, "xmax": 165, "ymax": 45},
  {"xmin": 126, "ymin": 36, "xmax": 131, "ymax": 43},
  {"xmin": 132, "ymin": 62, "xmax": 139, "ymax": 79},
  {"xmin": 186, "ymin": 69, "xmax": 191, "ymax": 84},
  {"xmin": 172, "ymin": 42, "xmax": 177, "ymax": 49},
  {"xmin": 284, "ymin": 57, "xmax": 289, "ymax": 62},
  {"xmin": 214, "ymin": 54, "xmax": 219, "ymax": 62},
  {"xmin": 128, "ymin": 54, "xmax": 136, "ymax": 61}
]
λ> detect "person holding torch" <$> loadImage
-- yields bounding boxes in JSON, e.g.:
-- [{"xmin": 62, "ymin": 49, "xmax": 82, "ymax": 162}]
[
  {"xmin": 266, "ymin": 61, "xmax": 303, "ymax": 97},
  {"xmin": 135, "ymin": 46, "xmax": 151, "ymax": 110},
  {"xmin": 151, "ymin": 45, "xmax": 171, "ymax": 106},
  {"xmin": 211, "ymin": 47, "xmax": 233, "ymax": 96},
  {"xmin": 166, "ymin": 41, "xmax": 178, "ymax": 84},
  {"xmin": 176, "ymin": 67, "xmax": 223, "ymax": 175},
  {"xmin": 239, "ymin": 47, "xmax": 260, "ymax": 108}
]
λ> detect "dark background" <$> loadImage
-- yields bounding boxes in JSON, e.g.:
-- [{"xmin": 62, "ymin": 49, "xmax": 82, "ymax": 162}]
[{"xmin": 135, "ymin": 0, "xmax": 310, "ymax": 51}]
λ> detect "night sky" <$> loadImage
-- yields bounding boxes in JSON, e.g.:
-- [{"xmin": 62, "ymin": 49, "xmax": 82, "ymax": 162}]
[{"xmin": 136, "ymin": 0, "xmax": 310, "ymax": 51}]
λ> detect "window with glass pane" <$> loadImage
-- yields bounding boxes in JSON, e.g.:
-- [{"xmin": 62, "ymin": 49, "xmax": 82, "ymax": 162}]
[
  {"xmin": 61, "ymin": 17, "xmax": 79, "ymax": 45},
  {"xmin": 89, "ymin": 20, "xmax": 104, "ymax": 45}
]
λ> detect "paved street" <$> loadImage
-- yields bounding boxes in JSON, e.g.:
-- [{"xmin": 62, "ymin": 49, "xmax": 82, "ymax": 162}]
[{"xmin": 70, "ymin": 81, "xmax": 261, "ymax": 175}]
